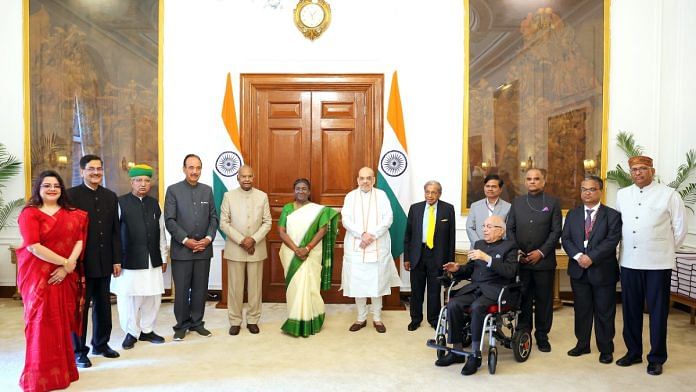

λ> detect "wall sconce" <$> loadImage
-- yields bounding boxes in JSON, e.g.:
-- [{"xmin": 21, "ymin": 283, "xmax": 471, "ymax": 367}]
[
  {"xmin": 583, "ymin": 159, "xmax": 597, "ymax": 174},
  {"xmin": 121, "ymin": 157, "xmax": 135, "ymax": 171},
  {"xmin": 481, "ymin": 161, "xmax": 489, "ymax": 170},
  {"xmin": 56, "ymin": 155, "xmax": 68, "ymax": 169},
  {"xmin": 520, "ymin": 156, "xmax": 534, "ymax": 172}
]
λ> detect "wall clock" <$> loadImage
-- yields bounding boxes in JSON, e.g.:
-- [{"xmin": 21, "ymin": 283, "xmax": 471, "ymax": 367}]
[{"xmin": 294, "ymin": 0, "xmax": 331, "ymax": 41}]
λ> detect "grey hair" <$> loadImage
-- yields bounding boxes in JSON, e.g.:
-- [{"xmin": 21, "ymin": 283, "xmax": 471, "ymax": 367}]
[{"xmin": 423, "ymin": 180, "xmax": 442, "ymax": 193}]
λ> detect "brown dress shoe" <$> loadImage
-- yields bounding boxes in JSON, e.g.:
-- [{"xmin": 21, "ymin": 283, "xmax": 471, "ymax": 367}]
[
  {"xmin": 247, "ymin": 324, "xmax": 260, "ymax": 334},
  {"xmin": 373, "ymin": 321, "xmax": 387, "ymax": 333},
  {"xmin": 349, "ymin": 321, "xmax": 367, "ymax": 332},
  {"xmin": 229, "ymin": 326, "xmax": 241, "ymax": 335}
]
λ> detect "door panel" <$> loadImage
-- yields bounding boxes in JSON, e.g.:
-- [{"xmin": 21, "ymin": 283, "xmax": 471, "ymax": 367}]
[{"xmin": 238, "ymin": 74, "xmax": 400, "ymax": 308}]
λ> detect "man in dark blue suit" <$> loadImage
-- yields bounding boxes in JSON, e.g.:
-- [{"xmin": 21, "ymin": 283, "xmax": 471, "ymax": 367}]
[
  {"xmin": 561, "ymin": 175, "xmax": 622, "ymax": 364},
  {"xmin": 434, "ymin": 215, "xmax": 518, "ymax": 375},
  {"xmin": 404, "ymin": 180, "xmax": 456, "ymax": 331}
]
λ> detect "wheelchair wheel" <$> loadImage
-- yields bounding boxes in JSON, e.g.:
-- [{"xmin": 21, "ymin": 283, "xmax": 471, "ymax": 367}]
[
  {"xmin": 436, "ymin": 334, "xmax": 447, "ymax": 359},
  {"xmin": 512, "ymin": 329, "xmax": 532, "ymax": 362},
  {"xmin": 488, "ymin": 347, "xmax": 498, "ymax": 374}
]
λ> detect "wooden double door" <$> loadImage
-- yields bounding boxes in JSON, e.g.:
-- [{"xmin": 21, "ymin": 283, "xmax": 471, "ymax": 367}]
[{"xmin": 239, "ymin": 74, "xmax": 392, "ymax": 304}]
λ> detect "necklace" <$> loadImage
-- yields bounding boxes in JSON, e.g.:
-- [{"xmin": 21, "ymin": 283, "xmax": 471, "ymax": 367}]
[{"xmin": 525, "ymin": 192, "xmax": 546, "ymax": 212}]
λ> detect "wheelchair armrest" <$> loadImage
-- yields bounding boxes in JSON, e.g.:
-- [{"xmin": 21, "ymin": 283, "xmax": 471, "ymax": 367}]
[
  {"xmin": 497, "ymin": 282, "xmax": 523, "ymax": 308},
  {"xmin": 438, "ymin": 273, "xmax": 469, "ymax": 287}
]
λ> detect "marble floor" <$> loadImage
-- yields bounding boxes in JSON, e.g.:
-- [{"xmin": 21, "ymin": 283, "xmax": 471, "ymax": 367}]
[{"xmin": 1, "ymin": 298, "xmax": 695, "ymax": 391}]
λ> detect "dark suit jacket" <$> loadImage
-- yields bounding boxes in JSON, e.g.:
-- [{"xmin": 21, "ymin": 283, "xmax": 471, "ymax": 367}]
[
  {"xmin": 67, "ymin": 183, "xmax": 122, "ymax": 278},
  {"xmin": 164, "ymin": 180, "xmax": 219, "ymax": 260},
  {"xmin": 561, "ymin": 204, "xmax": 622, "ymax": 286},
  {"xmin": 404, "ymin": 200, "xmax": 456, "ymax": 268},
  {"xmin": 453, "ymin": 239, "xmax": 518, "ymax": 301},
  {"xmin": 506, "ymin": 192, "xmax": 562, "ymax": 271}
]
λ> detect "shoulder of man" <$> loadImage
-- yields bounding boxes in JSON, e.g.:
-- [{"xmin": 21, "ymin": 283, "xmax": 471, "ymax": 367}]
[
  {"xmin": 599, "ymin": 203, "xmax": 619, "ymax": 215},
  {"xmin": 438, "ymin": 199, "xmax": 455, "ymax": 211},
  {"xmin": 253, "ymin": 187, "xmax": 269, "ymax": 198}
]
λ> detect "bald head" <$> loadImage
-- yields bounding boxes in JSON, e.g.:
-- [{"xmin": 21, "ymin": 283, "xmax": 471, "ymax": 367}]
[
  {"xmin": 237, "ymin": 165, "xmax": 255, "ymax": 191},
  {"xmin": 525, "ymin": 168, "xmax": 546, "ymax": 194},
  {"xmin": 357, "ymin": 167, "xmax": 376, "ymax": 192}
]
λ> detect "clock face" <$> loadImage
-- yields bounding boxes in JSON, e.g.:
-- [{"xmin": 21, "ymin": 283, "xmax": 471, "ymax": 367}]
[{"xmin": 300, "ymin": 3, "xmax": 324, "ymax": 28}]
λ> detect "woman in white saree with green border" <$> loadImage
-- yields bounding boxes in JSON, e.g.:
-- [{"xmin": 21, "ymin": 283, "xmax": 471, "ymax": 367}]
[{"xmin": 278, "ymin": 179, "xmax": 339, "ymax": 337}]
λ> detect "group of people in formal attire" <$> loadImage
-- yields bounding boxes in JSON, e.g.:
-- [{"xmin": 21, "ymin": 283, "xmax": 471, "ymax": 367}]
[
  {"xmin": 427, "ymin": 156, "xmax": 686, "ymax": 376},
  {"xmin": 14, "ymin": 152, "xmax": 687, "ymax": 390}
]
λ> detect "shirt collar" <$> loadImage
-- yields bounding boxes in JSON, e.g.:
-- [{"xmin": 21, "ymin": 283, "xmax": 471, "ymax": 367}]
[{"xmin": 584, "ymin": 203, "xmax": 600, "ymax": 212}]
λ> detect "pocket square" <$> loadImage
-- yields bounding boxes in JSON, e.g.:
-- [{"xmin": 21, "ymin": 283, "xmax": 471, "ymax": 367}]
[
  {"xmin": 440, "ymin": 219, "xmax": 448, "ymax": 222},
  {"xmin": 542, "ymin": 206, "xmax": 549, "ymax": 212},
  {"xmin": 495, "ymin": 254, "xmax": 501, "ymax": 259}
]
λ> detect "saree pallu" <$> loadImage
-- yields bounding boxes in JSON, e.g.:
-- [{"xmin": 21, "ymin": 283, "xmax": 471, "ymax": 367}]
[
  {"xmin": 16, "ymin": 207, "xmax": 88, "ymax": 392},
  {"xmin": 278, "ymin": 202, "xmax": 339, "ymax": 337}
]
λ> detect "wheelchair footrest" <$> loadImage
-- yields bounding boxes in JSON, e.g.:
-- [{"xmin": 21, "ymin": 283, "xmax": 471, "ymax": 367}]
[{"xmin": 426, "ymin": 339, "xmax": 451, "ymax": 352}]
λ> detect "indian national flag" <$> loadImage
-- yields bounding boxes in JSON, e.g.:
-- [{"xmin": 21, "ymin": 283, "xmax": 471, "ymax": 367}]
[
  {"xmin": 212, "ymin": 73, "xmax": 245, "ymax": 239},
  {"xmin": 378, "ymin": 71, "xmax": 412, "ymax": 259}
]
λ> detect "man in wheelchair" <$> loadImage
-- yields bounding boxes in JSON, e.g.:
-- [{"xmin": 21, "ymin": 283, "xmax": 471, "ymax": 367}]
[{"xmin": 435, "ymin": 215, "xmax": 518, "ymax": 375}]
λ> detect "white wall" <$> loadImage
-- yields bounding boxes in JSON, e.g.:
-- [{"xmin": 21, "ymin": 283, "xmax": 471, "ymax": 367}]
[
  {"xmin": 1, "ymin": 0, "xmax": 694, "ymax": 288},
  {"xmin": 607, "ymin": 0, "xmax": 696, "ymax": 248},
  {"xmin": 0, "ymin": 0, "xmax": 25, "ymax": 287}
]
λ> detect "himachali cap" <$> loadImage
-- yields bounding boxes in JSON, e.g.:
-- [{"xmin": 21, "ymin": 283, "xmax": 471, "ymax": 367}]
[
  {"xmin": 628, "ymin": 156, "xmax": 653, "ymax": 168},
  {"xmin": 128, "ymin": 164, "xmax": 154, "ymax": 178}
]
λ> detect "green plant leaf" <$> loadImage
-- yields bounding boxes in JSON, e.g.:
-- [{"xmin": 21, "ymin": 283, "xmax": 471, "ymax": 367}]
[
  {"xmin": 606, "ymin": 164, "xmax": 633, "ymax": 188},
  {"xmin": 616, "ymin": 131, "xmax": 644, "ymax": 158},
  {"xmin": 0, "ymin": 198, "xmax": 24, "ymax": 230},
  {"xmin": 668, "ymin": 150, "xmax": 696, "ymax": 189}
]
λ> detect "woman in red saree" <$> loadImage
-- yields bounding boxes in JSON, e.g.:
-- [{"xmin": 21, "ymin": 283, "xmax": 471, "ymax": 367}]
[{"xmin": 17, "ymin": 170, "xmax": 87, "ymax": 392}]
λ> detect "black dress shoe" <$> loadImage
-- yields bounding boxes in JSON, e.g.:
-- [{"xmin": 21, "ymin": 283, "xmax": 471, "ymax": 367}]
[
  {"xmin": 229, "ymin": 326, "xmax": 241, "ymax": 335},
  {"xmin": 435, "ymin": 352, "xmax": 466, "ymax": 367},
  {"xmin": 599, "ymin": 353, "xmax": 613, "ymax": 364},
  {"xmin": 537, "ymin": 340, "xmax": 552, "ymax": 352},
  {"xmin": 407, "ymin": 321, "xmax": 420, "ymax": 331},
  {"xmin": 122, "ymin": 334, "xmax": 137, "ymax": 350},
  {"xmin": 139, "ymin": 331, "xmax": 165, "ymax": 344},
  {"xmin": 461, "ymin": 354, "xmax": 481, "ymax": 376},
  {"xmin": 92, "ymin": 345, "xmax": 120, "ymax": 358},
  {"xmin": 567, "ymin": 346, "xmax": 591, "ymax": 357},
  {"xmin": 247, "ymin": 324, "xmax": 260, "ymax": 334},
  {"xmin": 615, "ymin": 354, "xmax": 642, "ymax": 367},
  {"xmin": 647, "ymin": 362, "xmax": 663, "ymax": 376},
  {"xmin": 75, "ymin": 354, "xmax": 92, "ymax": 368}
]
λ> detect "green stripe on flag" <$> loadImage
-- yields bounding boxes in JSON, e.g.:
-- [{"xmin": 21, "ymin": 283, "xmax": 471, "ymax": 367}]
[
  {"xmin": 377, "ymin": 171, "xmax": 407, "ymax": 259},
  {"xmin": 212, "ymin": 172, "xmax": 228, "ymax": 239}
]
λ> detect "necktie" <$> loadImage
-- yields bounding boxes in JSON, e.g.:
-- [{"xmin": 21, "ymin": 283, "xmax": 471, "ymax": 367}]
[
  {"xmin": 426, "ymin": 205, "xmax": 435, "ymax": 249},
  {"xmin": 584, "ymin": 209, "xmax": 594, "ymax": 240}
]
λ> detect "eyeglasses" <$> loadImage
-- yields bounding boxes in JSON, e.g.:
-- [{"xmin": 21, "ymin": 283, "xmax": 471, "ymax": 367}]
[
  {"xmin": 40, "ymin": 184, "xmax": 61, "ymax": 190},
  {"xmin": 630, "ymin": 167, "xmax": 650, "ymax": 174},
  {"xmin": 580, "ymin": 187, "xmax": 599, "ymax": 193},
  {"xmin": 481, "ymin": 224, "xmax": 503, "ymax": 230},
  {"xmin": 84, "ymin": 167, "xmax": 104, "ymax": 173}
]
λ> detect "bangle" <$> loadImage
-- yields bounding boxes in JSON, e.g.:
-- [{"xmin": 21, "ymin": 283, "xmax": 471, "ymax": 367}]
[
  {"xmin": 306, "ymin": 244, "xmax": 313, "ymax": 251},
  {"xmin": 64, "ymin": 259, "xmax": 69, "ymax": 266}
]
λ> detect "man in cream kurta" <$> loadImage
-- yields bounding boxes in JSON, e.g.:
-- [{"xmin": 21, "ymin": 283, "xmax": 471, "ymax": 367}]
[
  {"xmin": 341, "ymin": 167, "xmax": 401, "ymax": 333},
  {"xmin": 219, "ymin": 165, "xmax": 272, "ymax": 335},
  {"xmin": 615, "ymin": 155, "xmax": 687, "ymax": 376}
]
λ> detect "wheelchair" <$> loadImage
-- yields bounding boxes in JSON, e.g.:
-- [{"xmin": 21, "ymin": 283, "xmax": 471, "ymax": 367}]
[{"xmin": 426, "ymin": 274, "xmax": 532, "ymax": 374}]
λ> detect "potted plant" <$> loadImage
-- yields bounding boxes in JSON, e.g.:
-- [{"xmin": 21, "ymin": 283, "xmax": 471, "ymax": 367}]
[
  {"xmin": 607, "ymin": 131, "xmax": 696, "ymax": 211},
  {"xmin": 0, "ymin": 143, "xmax": 24, "ymax": 231}
]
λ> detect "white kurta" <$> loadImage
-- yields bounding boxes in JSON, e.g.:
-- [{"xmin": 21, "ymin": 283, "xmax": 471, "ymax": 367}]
[
  {"xmin": 616, "ymin": 181, "xmax": 687, "ymax": 270},
  {"xmin": 340, "ymin": 187, "xmax": 401, "ymax": 297}
]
